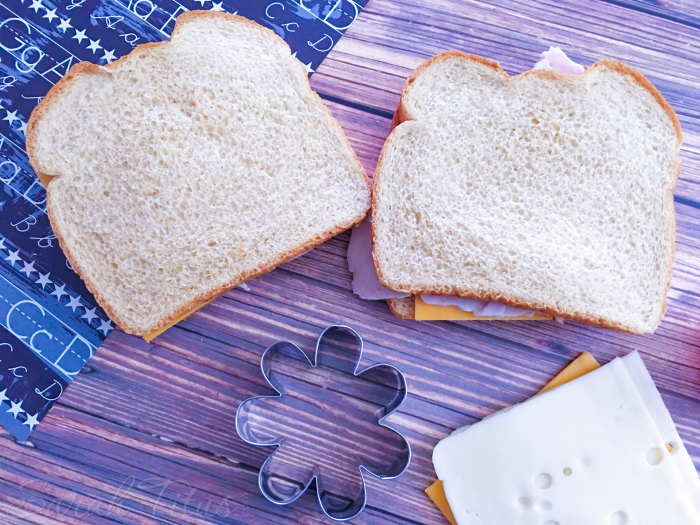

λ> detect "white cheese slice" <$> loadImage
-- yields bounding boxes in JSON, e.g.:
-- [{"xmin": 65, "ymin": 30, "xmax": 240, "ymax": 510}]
[
  {"xmin": 621, "ymin": 352, "xmax": 700, "ymax": 514},
  {"xmin": 433, "ymin": 352, "xmax": 700, "ymax": 524}
]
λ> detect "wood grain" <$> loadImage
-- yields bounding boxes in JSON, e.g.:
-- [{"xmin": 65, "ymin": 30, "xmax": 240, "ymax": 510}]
[{"xmin": 2, "ymin": 1, "xmax": 699, "ymax": 524}]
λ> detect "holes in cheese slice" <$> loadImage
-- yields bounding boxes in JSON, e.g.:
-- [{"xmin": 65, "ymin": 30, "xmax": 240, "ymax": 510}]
[
  {"xmin": 646, "ymin": 447, "xmax": 664, "ymax": 466},
  {"xmin": 517, "ymin": 496, "xmax": 533, "ymax": 510},
  {"xmin": 430, "ymin": 353, "xmax": 700, "ymax": 524},
  {"xmin": 534, "ymin": 472, "xmax": 553, "ymax": 489},
  {"xmin": 609, "ymin": 510, "xmax": 629, "ymax": 524},
  {"xmin": 537, "ymin": 501, "xmax": 553, "ymax": 512},
  {"xmin": 425, "ymin": 352, "xmax": 601, "ymax": 525}
]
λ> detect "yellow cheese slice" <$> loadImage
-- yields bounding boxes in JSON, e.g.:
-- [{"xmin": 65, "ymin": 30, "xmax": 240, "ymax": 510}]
[
  {"xmin": 143, "ymin": 298, "xmax": 215, "ymax": 342},
  {"xmin": 425, "ymin": 352, "xmax": 600, "ymax": 524},
  {"xmin": 426, "ymin": 479, "xmax": 458, "ymax": 525},
  {"xmin": 415, "ymin": 295, "xmax": 553, "ymax": 321},
  {"xmin": 37, "ymin": 172, "xmax": 55, "ymax": 188},
  {"xmin": 539, "ymin": 351, "xmax": 601, "ymax": 394}
]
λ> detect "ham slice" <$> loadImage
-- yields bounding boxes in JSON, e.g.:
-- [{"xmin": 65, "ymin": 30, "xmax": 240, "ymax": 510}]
[
  {"xmin": 533, "ymin": 46, "xmax": 585, "ymax": 74},
  {"xmin": 347, "ymin": 216, "xmax": 410, "ymax": 300}
]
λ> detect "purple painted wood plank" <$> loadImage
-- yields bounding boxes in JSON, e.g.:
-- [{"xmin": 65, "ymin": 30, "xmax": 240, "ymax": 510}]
[
  {"xmin": 316, "ymin": 0, "xmax": 700, "ymax": 131},
  {"xmin": 598, "ymin": 0, "xmax": 700, "ymax": 28}
]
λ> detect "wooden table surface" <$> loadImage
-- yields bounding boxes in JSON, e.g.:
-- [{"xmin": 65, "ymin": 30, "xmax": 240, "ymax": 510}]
[{"xmin": 2, "ymin": 0, "xmax": 700, "ymax": 523}]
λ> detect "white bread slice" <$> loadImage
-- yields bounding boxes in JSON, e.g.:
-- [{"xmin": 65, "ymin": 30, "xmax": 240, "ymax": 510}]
[
  {"xmin": 387, "ymin": 296, "xmax": 415, "ymax": 320},
  {"xmin": 372, "ymin": 52, "xmax": 681, "ymax": 333},
  {"xmin": 27, "ymin": 11, "xmax": 371, "ymax": 336}
]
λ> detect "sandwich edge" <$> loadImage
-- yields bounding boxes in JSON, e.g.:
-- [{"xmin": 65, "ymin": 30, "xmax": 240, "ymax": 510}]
[{"xmin": 372, "ymin": 51, "xmax": 681, "ymax": 333}]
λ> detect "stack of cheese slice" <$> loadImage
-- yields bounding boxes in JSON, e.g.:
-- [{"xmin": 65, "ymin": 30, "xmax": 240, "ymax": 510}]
[{"xmin": 428, "ymin": 352, "xmax": 700, "ymax": 524}]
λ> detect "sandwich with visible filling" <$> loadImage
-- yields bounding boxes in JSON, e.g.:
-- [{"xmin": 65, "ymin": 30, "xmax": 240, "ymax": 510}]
[
  {"xmin": 348, "ymin": 47, "xmax": 681, "ymax": 333},
  {"xmin": 429, "ymin": 351, "xmax": 700, "ymax": 524}
]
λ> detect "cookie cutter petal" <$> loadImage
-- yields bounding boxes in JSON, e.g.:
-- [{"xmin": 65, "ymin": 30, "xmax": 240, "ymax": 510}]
[{"xmin": 235, "ymin": 324, "xmax": 411, "ymax": 521}]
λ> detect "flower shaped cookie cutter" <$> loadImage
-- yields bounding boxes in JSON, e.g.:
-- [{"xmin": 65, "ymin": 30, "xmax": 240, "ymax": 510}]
[{"xmin": 235, "ymin": 324, "xmax": 411, "ymax": 521}]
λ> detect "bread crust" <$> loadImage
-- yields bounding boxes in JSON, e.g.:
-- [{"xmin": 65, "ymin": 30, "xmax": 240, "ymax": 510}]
[
  {"xmin": 373, "ymin": 51, "xmax": 681, "ymax": 333},
  {"xmin": 27, "ymin": 11, "xmax": 371, "ymax": 336},
  {"xmin": 387, "ymin": 297, "xmax": 415, "ymax": 320}
]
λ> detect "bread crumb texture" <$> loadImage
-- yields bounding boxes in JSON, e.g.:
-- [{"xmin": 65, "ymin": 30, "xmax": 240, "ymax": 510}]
[
  {"xmin": 387, "ymin": 296, "xmax": 415, "ymax": 320},
  {"xmin": 373, "ymin": 53, "xmax": 681, "ymax": 333},
  {"xmin": 28, "ymin": 12, "xmax": 370, "ymax": 335}
]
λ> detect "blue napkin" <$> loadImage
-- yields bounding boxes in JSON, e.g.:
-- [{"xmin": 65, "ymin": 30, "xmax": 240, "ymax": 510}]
[{"xmin": 0, "ymin": 0, "xmax": 368, "ymax": 441}]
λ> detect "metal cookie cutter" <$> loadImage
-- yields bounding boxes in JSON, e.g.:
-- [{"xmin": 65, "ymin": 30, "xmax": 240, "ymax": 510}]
[{"xmin": 235, "ymin": 324, "xmax": 411, "ymax": 521}]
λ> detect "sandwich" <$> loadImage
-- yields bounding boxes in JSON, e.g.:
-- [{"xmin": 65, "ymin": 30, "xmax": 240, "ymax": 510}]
[
  {"xmin": 348, "ymin": 47, "xmax": 681, "ymax": 333},
  {"xmin": 427, "ymin": 351, "xmax": 700, "ymax": 524},
  {"xmin": 27, "ymin": 11, "xmax": 371, "ymax": 338}
]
